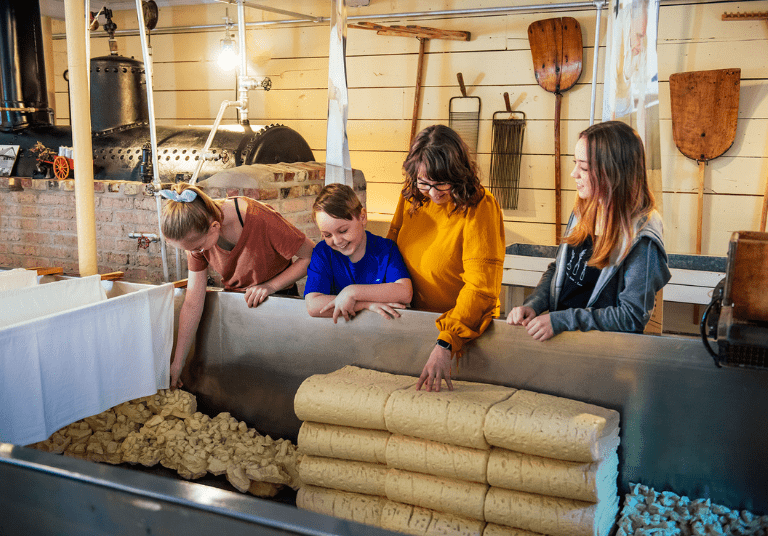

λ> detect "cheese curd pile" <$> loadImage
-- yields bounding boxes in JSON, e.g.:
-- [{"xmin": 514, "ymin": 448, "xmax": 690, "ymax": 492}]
[
  {"xmin": 27, "ymin": 389, "xmax": 302, "ymax": 497},
  {"xmin": 616, "ymin": 483, "xmax": 768, "ymax": 536}
]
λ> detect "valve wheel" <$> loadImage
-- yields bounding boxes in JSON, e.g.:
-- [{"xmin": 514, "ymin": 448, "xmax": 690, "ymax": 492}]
[{"xmin": 53, "ymin": 156, "xmax": 70, "ymax": 180}]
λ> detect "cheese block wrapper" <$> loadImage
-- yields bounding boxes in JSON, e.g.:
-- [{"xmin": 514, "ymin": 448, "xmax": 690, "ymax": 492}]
[
  {"xmin": 297, "ymin": 421, "xmax": 390, "ymax": 464},
  {"xmin": 296, "ymin": 485, "xmax": 386, "ymax": 527},
  {"xmin": 483, "ymin": 523, "xmax": 546, "ymax": 536},
  {"xmin": 294, "ymin": 366, "xmax": 415, "ymax": 430},
  {"xmin": 384, "ymin": 381, "xmax": 515, "ymax": 450},
  {"xmin": 487, "ymin": 448, "xmax": 619, "ymax": 503},
  {"xmin": 298, "ymin": 455, "xmax": 388, "ymax": 496},
  {"xmin": 381, "ymin": 500, "xmax": 486, "ymax": 536},
  {"xmin": 484, "ymin": 390, "xmax": 620, "ymax": 462},
  {"xmin": 484, "ymin": 487, "xmax": 619, "ymax": 536},
  {"xmin": 386, "ymin": 434, "xmax": 489, "ymax": 484},
  {"xmin": 385, "ymin": 468, "xmax": 489, "ymax": 521}
]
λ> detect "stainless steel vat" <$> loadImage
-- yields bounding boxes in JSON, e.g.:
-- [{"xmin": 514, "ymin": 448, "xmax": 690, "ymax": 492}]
[{"xmin": 187, "ymin": 290, "xmax": 768, "ymax": 514}]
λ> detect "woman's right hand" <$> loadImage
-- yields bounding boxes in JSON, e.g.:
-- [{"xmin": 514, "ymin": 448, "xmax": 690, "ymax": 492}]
[
  {"xmin": 244, "ymin": 283, "xmax": 275, "ymax": 308},
  {"xmin": 506, "ymin": 306, "xmax": 537, "ymax": 326},
  {"xmin": 416, "ymin": 345, "xmax": 454, "ymax": 392},
  {"xmin": 170, "ymin": 359, "xmax": 184, "ymax": 390}
]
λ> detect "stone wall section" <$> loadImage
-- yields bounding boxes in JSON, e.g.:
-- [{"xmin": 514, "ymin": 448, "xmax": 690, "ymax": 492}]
[{"xmin": 0, "ymin": 162, "xmax": 366, "ymax": 284}]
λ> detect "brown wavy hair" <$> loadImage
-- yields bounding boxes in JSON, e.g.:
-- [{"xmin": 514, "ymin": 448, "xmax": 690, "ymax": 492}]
[
  {"xmin": 566, "ymin": 121, "xmax": 656, "ymax": 268},
  {"xmin": 401, "ymin": 124, "xmax": 484, "ymax": 215},
  {"xmin": 160, "ymin": 183, "xmax": 223, "ymax": 241},
  {"xmin": 312, "ymin": 183, "xmax": 364, "ymax": 221}
]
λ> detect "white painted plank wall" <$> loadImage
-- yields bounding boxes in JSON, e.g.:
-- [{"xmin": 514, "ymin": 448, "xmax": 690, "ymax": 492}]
[{"xmin": 49, "ymin": 0, "xmax": 768, "ymax": 256}]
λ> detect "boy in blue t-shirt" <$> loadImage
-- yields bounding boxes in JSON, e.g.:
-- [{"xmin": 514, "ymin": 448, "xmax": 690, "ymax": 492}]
[{"xmin": 305, "ymin": 184, "xmax": 412, "ymax": 323}]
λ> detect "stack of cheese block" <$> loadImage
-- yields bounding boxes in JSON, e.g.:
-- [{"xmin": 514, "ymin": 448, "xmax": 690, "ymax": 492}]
[{"xmin": 294, "ymin": 366, "xmax": 619, "ymax": 536}]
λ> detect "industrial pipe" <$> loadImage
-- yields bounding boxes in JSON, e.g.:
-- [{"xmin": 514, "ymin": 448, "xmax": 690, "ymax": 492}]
[
  {"xmin": 590, "ymin": 0, "xmax": 606, "ymax": 125},
  {"xmin": 134, "ymin": 0, "xmax": 170, "ymax": 283},
  {"xmin": 237, "ymin": 0, "xmax": 249, "ymax": 124},
  {"xmin": 54, "ymin": 1, "xmax": 639, "ymax": 38}
]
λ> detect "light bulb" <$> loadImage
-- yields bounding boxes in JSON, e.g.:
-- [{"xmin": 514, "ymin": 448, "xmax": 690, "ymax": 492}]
[{"xmin": 217, "ymin": 36, "xmax": 239, "ymax": 71}]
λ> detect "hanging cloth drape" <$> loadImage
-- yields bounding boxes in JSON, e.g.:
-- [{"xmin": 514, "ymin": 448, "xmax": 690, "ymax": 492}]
[
  {"xmin": 325, "ymin": 0, "xmax": 353, "ymax": 186},
  {"xmin": 602, "ymin": 0, "xmax": 662, "ymax": 212}
]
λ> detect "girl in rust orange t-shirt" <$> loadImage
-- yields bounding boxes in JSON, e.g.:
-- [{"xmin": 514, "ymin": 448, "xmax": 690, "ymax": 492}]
[{"xmin": 160, "ymin": 183, "xmax": 314, "ymax": 389}]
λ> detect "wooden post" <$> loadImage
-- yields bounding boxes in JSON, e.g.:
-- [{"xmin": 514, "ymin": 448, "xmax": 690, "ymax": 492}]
[{"xmin": 410, "ymin": 37, "xmax": 426, "ymax": 145}]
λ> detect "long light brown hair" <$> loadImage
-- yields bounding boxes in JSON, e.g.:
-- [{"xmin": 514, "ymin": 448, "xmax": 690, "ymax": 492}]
[
  {"xmin": 160, "ymin": 183, "xmax": 223, "ymax": 241},
  {"xmin": 566, "ymin": 121, "xmax": 656, "ymax": 268},
  {"xmin": 401, "ymin": 124, "xmax": 484, "ymax": 215}
]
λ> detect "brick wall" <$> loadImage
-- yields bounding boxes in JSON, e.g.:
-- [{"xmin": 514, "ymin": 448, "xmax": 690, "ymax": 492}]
[{"xmin": 0, "ymin": 162, "xmax": 366, "ymax": 284}]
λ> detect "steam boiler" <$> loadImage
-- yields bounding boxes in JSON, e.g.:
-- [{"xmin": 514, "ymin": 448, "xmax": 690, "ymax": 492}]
[{"xmin": 0, "ymin": 0, "xmax": 314, "ymax": 183}]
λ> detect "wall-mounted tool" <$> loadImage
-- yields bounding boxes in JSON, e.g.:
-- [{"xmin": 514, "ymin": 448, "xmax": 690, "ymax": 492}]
[
  {"xmin": 449, "ymin": 73, "xmax": 480, "ymax": 154},
  {"xmin": 669, "ymin": 68, "xmax": 740, "ymax": 254},
  {"xmin": 528, "ymin": 17, "xmax": 582, "ymax": 244},
  {"xmin": 489, "ymin": 92, "xmax": 526, "ymax": 210},
  {"xmin": 349, "ymin": 22, "xmax": 470, "ymax": 145}
]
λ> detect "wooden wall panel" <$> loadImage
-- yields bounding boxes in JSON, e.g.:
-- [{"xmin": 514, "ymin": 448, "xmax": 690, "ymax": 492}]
[{"xmin": 48, "ymin": 0, "xmax": 768, "ymax": 254}]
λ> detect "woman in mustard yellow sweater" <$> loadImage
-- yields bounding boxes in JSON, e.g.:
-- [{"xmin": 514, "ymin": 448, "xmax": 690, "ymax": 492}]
[{"xmin": 387, "ymin": 125, "xmax": 505, "ymax": 392}]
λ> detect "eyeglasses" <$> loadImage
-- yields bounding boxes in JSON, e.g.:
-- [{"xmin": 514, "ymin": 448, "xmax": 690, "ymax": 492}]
[{"xmin": 416, "ymin": 180, "xmax": 452, "ymax": 192}]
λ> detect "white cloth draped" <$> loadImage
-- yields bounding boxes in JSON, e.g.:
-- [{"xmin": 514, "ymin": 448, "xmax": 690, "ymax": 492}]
[
  {"xmin": 0, "ymin": 275, "xmax": 107, "ymax": 329},
  {"xmin": 0, "ymin": 280, "xmax": 173, "ymax": 446},
  {"xmin": 0, "ymin": 268, "xmax": 39, "ymax": 293}
]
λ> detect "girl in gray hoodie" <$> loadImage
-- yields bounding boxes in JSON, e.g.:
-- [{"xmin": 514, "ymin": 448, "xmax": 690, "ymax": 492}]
[{"xmin": 506, "ymin": 121, "xmax": 671, "ymax": 341}]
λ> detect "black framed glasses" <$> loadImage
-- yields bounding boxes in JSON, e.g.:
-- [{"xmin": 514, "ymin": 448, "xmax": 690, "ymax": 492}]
[{"xmin": 416, "ymin": 180, "xmax": 452, "ymax": 192}]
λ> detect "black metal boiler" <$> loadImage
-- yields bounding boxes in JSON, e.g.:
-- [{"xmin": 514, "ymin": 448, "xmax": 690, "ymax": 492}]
[{"xmin": 0, "ymin": 0, "xmax": 314, "ymax": 182}]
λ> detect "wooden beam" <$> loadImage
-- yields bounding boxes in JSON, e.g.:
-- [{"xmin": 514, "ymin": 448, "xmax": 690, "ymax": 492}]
[{"xmin": 28, "ymin": 267, "xmax": 63, "ymax": 276}]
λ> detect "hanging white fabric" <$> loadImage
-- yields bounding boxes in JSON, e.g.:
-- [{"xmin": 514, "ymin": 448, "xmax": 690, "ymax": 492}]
[
  {"xmin": 0, "ymin": 275, "xmax": 106, "ymax": 329},
  {"xmin": 0, "ymin": 280, "xmax": 173, "ymax": 446},
  {"xmin": 602, "ymin": 0, "xmax": 662, "ymax": 209},
  {"xmin": 325, "ymin": 0, "xmax": 354, "ymax": 186},
  {"xmin": 0, "ymin": 269, "xmax": 39, "ymax": 292}
]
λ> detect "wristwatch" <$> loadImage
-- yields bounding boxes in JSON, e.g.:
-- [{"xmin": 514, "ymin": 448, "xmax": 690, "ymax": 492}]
[{"xmin": 436, "ymin": 339, "xmax": 452, "ymax": 351}]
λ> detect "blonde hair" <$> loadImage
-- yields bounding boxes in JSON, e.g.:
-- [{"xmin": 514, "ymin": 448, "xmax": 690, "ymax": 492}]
[
  {"xmin": 312, "ymin": 183, "xmax": 363, "ymax": 221},
  {"xmin": 160, "ymin": 183, "xmax": 223, "ymax": 240}
]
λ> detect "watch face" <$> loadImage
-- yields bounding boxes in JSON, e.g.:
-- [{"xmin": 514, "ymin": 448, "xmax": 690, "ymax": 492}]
[{"xmin": 437, "ymin": 339, "xmax": 451, "ymax": 350}]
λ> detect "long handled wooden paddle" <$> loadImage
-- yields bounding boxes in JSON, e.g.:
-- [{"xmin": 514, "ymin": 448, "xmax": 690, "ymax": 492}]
[
  {"xmin": 669, "ymin": 68, "xmax": 740, "ymax": 254},
  {"xmin": 528, "ymin": 17, "xmax": 583, "ymax": 244}
]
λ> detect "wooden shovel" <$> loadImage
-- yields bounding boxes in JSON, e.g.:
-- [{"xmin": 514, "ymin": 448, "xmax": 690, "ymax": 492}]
[
  {"xmin": 528, "ymin": 17, "xmax": 583, "ymax": 244},
  {"xmin": 669, "ymin": 68, "xmax": 740, "ymax": 254}
]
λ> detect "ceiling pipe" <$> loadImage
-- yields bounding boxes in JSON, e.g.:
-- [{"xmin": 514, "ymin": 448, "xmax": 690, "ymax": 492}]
[{"xmin": 53, "ymin": 1, "xmax": 606, "ymax": 38}]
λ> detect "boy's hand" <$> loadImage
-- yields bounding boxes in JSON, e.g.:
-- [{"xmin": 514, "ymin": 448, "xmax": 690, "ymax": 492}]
[
  {"xmin": 320, "ymin": 287, "xmax": 357, "ymax": 323},
  {"xmin": 368, "ymin": 302, "xmax": 407, "ymax": 319}
]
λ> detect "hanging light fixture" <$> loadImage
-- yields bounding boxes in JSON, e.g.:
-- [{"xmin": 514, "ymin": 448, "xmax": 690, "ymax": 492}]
[{"xmin": 217, "ymin": 10, "xmax": 238, "ymax": 71}]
